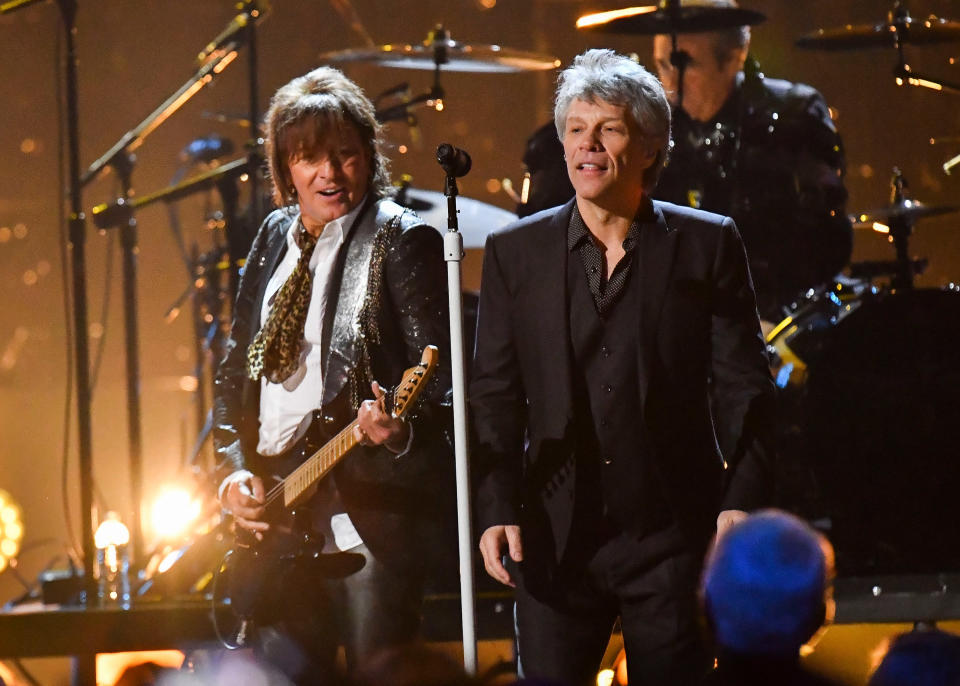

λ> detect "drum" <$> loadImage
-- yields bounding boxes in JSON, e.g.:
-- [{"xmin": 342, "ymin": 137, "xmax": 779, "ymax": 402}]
[
  {"xmin": 396, "ymin": 187, "xmax": 517, "ymax": 248},
  {"xmin": 768, "ymin": 286, "xmax": 960, "ymax": 575}
]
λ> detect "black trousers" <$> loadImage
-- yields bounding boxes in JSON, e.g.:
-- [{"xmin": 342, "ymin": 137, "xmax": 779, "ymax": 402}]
[
  {"xmin": 514, "ymin": 528, "xmax": 711, "ymax": 686},
  {"xmin": 255, "ymin": 544, "xmax": 423, "ymax": 686}
]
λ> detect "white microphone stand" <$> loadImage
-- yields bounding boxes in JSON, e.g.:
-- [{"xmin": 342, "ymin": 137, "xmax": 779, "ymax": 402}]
[{"xmin": 437, "ymin": 145, "xmax": 478, "ymax": 674}]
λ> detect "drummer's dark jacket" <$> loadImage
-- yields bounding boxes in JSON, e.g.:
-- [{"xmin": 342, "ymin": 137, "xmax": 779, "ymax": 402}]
[
  {"xmin": 213, "ymin": 198, "xmax": 453, "ymax": 575},
  {"xmin": 472, "ymin": 198, "xmax": 776, "ymax": 591}
]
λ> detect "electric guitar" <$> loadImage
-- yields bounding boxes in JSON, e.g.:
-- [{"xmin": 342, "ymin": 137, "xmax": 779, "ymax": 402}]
[{"xmin": 223, "ymin": 345, "xmax": 438, "ymax": 635}]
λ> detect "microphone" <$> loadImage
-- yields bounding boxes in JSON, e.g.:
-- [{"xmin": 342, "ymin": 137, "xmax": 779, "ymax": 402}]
[
  {"xmin": 180, "ymin": 135, "xmax": 234, "ymax": 163},
  {"xmin": 436, "ymin": 143, "xmax": 472, "ymax": 178}
]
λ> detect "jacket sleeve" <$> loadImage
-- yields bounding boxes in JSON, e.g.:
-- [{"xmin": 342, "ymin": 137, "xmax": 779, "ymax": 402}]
[
  {"xmin": 709, "ymin": 217, "xmax": 777, "ymax": 512},
  {"xmin": 470, "ymin": 232, "xmax": 526, "ymax": 532},
  {"xmin": 212, "ymin": 212, "xmax": 280, "ymax": 480},
  {"xmin": 380, "ymin": 221, "xmax": 453, "ymax": 465}
]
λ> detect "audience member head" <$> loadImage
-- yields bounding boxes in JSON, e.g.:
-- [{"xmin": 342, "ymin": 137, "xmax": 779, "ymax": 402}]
[
  {"xmin": 869, "ymin": 629, "xmax": 960, "ymax": 686},
  {"xmin": 702, "ymin": 509, "xmax": 835, "ymax": 658}
]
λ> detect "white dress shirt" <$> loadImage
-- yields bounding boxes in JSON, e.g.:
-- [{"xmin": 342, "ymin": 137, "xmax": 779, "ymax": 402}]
[{"xmin": 224, "ymin": 202, "xmax": 366, "ymax": 551}]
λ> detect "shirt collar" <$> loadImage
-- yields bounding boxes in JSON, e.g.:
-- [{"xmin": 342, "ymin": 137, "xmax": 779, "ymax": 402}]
[
  {"xmin": 289, "ymin": 194, "xmax": 369, "ymax": 250},
  {"xmin": 567, "ymin": 198, "xmax": 653, "ymax": 253}
]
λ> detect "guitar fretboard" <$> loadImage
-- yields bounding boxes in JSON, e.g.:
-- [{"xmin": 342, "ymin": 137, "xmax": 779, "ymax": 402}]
[{"xmin": 283, "ymin": 419, "xmax": 360, "ymax": 507}]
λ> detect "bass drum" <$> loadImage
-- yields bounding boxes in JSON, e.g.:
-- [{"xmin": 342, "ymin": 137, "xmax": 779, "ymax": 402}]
[{"xmin": 769, "ymin": 286, "xmax": 960, "ymax": 575}]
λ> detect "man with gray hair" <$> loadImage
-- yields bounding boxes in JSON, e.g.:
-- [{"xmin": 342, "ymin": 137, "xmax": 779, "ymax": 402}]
[
  {"xmin": 518, "ymin": 0, "xmax": 851, "ymax": 325},
  {"xmin": 472, "ymin": 48, "xmax": 775, "ymax": 685}
]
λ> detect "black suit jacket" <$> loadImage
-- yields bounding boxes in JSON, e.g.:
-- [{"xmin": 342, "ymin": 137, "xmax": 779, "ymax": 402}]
[
  {"xmin": 213, "ymin": 198, "xmax": 453, "ymax": 574},
  {"xmin": 472, "ymin": 198, "xmax": 775, "ymax": 575}
]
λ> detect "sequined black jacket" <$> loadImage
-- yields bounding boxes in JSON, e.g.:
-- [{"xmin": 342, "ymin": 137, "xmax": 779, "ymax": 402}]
[{"xmin": 213, "ymin": 198, "xmax": 453, "ymax": 573}]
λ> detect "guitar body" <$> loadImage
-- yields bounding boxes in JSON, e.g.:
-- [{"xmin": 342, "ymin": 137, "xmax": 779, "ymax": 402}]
[
  {"xmin": 227, "ymin": 393, "xmax": 354, "ymax": 621},
  {"xmin": 221, "ymin": 346, "xmax": 438, "ymax": 630}
]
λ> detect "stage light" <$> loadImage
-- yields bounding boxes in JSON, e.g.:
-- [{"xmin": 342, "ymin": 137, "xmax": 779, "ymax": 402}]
[
  {"xmin": 577, "ymin": 6, "xmax": 657, "ymax": 29},
  {"xmin": 0, "ymin": 488, "xmax": 23, "ymax": 574},
  {"xmin": 150, "ymin": 486, "xmax": 202, "ymax": 541},
  {"xmin": 95, "ymin": 512, "xmax": 131, "ymax": 607}
]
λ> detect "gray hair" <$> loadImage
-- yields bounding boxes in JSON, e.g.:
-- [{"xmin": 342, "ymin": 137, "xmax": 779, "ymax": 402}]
[{"xmin": 554, "ymin": 49, "xmax": 671, "ymax": 192}]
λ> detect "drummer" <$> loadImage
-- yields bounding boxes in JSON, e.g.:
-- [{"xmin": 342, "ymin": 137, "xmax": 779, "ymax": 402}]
[
  {"xmin": 652, "ymin": 0, "xmax": 852, "ymax": 323},
  {"xmin": 518, "ymin": 0, "xmax": 852, "ymax": 324}
]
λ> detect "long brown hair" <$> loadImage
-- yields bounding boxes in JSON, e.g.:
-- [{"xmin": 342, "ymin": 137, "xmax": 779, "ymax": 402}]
[{"xmin": 264, "ymin": 66, "xmax": 391, "ymax": 207}]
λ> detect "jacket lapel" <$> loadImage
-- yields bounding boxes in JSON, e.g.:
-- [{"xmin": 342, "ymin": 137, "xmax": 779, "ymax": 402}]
[
  {"xmin": 251, "ymin": 213, "xmax": 294, "ymax": 346},
  {"xmin": 533, "ymin": 200, "xmax": 576, "ymax": 431},
  {"xmin": 320, "ymin": 197, "xmax": 379, "ymax": 406},
  {"xmin": 637, "ymin": 200, "xmax": 678, "ymax": 410}
]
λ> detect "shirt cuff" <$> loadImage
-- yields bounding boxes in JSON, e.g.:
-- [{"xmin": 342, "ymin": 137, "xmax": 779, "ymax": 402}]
[
  {"xmin": 386, "ymin": 422, "xmax": 415, "ymax": 458},
  {"xmin": 218, "ymin": 469, "xmax": 255, "ymax": 504}
]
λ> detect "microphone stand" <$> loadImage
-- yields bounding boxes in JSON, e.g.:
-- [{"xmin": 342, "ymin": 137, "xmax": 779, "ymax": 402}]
[
  {"xmin": 81, "ymin": 4, "xmax": 260, "ymax": 569},
  {"xmin": 438, "ymin": 152, "xmax": 478, "ymax": 675},
  {"xmin": 1, "ymin": 0, "xmax": 96, "ymax": 681},
  {"xmin": 664, "ymin": 0, "xmax": 688, "ymax": 111}
]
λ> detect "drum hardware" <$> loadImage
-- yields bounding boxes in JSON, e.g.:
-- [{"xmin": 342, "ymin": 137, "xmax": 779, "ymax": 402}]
[
  {"xmin": 394, "ymin": 182, "xmax": 517, "ymax": 249},
  {"xmin": 372, "ymin": 82, "xmax": 430, "ymax": 149},
  {"xmin": 846, "ymin": 168, "xmax": 952, "ymax": 290},
  {"xmin": 847, "ymin": 258, "xmax": 928, "ymax": 283},
  {"xmin": 575, "ymin": 1, "xmax": 765, "ymax": 35},
  {"xmin": 851, "ymin": 200, "xmax": 960, "ymax": 227},
  {"xmin": 767, "ymin": 285, "xmax": 960, "ymax": 574},
  {"xmin": 796, "ymin": 3, "xmax": 960, "ymax": 50},
  {"xmin": 319, "ymin": 25, "xmax": 561, "ymax": 74},
  {"xmin": 796, "ymin": 1, "xmax": 960, "ymax": 95}
]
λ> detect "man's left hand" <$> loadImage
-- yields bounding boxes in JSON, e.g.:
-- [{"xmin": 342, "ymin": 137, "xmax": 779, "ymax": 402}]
[
  {"xmin": 354, "ymin": 381, "xmax": 410, "ymax": 453},
  {"xmin": 716, "ymin": 509, "xmax": 748, "ymax": 540}
]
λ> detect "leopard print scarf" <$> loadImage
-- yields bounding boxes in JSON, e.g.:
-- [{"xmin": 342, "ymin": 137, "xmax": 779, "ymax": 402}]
[{"xmin": 245, "ymin": 222, "xmax": 318, "ymax": 383}]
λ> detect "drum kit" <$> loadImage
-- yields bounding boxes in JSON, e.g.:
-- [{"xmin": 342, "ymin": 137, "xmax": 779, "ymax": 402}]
[
  {"xmin": 119, "ymin": 0, "xmax": 959, "ymax": 588},
  {"xmin": 579, "ymin": 0, "xmax": 960, "ymax": 575}
]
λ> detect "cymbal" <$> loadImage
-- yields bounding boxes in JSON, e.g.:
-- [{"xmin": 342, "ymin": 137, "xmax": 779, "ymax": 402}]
[
  {"xmin": 851, "ymin": 200, "xmax": 960, "ymax": 228},
  {"xmin": 399, "ymin": 187, "xmax": 516, "ymax": 248},
  {"xmin": 319, "ymin": 32, "xmax": 561, "ymax": 73},
  {"xmin": 796, "ymin": 16, "xmax": 960, "ymax": 50},
  {"xmin": 576, "ymin": 4, "xmax": 765, "ymax": 35}
]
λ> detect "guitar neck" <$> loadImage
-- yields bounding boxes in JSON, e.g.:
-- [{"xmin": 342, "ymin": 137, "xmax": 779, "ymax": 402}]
[
  {"xmin": 276, "ymin": 345, "xmax": 437, "ymax": 510},
  {"xmin": 282, "ymin": 418, "xmax": 360, "ymax": 508}
]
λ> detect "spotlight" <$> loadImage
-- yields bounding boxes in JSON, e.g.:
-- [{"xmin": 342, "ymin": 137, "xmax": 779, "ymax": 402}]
[
  {"xmin": 150, "ymin": 486, "xmax": 202, "ymax": 541},
  {"xmin": 0, "ymin": 488, "xmax": 24, "ymax": 573}
]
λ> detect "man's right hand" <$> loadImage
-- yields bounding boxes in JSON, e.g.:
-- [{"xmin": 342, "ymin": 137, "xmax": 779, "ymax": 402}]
[
  {"xmin": 220, "ymin": 475, "xmax": 270, "ymax": 540},
  {"xmin": 479, "ymin": 525, "xmax": 523, "ymax": 587}
]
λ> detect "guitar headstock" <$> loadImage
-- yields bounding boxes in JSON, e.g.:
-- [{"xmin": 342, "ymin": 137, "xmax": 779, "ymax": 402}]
[{"xmin": 390, "ymin": 345, "xmax": 439, "ymax": 419}]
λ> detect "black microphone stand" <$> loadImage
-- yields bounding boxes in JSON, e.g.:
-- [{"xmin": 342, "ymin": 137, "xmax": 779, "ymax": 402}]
[
  {"xmin": 664, "ymin": 0, "xmax": 689, "ymax": 112},
  {"xmin": 83, "ymin": 2, "xmax": 261, "ymax": 569},
  {"xmin": 436, "ymin": 145, "xmax": 478, "ymax": 674},
  {"xmin": 0, "ymin": 0, "xmax": 96, "ymax": 681}
]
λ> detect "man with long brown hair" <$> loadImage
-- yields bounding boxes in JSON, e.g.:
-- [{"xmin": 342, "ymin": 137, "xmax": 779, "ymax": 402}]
[{"xmin": 214, "ymin": 66, "xmax": 452, "ymax": 684}]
